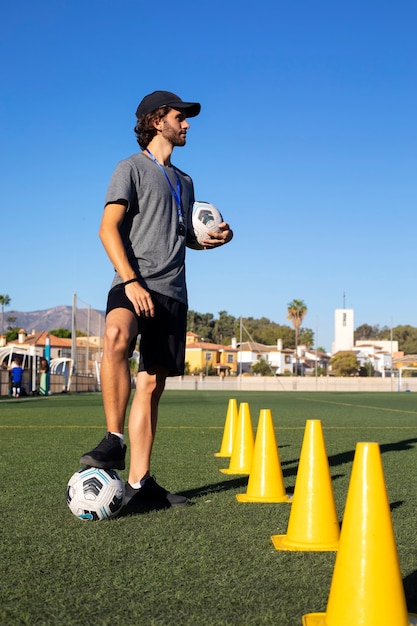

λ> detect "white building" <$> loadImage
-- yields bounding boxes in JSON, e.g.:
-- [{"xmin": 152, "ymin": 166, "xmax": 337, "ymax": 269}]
[
  {"xmin": 354, "ymin": 340, "xmax": 398, "ymax": 375},
  {"xmin": 331, "ymin": 308, "xmax": 398, "ymax": 375},
  {"xmin": 235, "ymin": 339, "xmax": 293, "ymax": 375},
  {"xmin": 332, "ymin": 308, "xmax": 354, "ymax": 353},
  {"xmin": 235, "ymin": 339, "xmax": 330, "ymax": 375}
]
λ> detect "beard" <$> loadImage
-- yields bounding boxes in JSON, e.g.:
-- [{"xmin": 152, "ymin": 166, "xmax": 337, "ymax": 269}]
[{"xmin": 162, "ymin": 120, "xmax": 187, "ymax": 147}]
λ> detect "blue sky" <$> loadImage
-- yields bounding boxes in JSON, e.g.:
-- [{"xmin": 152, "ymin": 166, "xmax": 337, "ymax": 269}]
[{"xmin": 1, "ymin": 0, "xmax": 416, "ymax": 351}]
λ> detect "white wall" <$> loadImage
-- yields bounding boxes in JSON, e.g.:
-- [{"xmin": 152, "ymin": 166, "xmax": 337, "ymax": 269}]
[{"xmin": 332, "ymin": 308, "xmax": 354, "ymax": 353}]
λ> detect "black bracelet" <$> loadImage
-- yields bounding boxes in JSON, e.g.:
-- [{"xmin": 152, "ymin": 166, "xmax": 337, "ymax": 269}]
[{"xmin": 123, "ymin": 277, "xmax": 139, "ymax": 287}]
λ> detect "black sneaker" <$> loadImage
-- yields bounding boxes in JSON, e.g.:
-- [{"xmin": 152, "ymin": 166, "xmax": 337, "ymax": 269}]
[
  {"xmin": 80, "ymin": 433, "xmax": 126, "ymax": 470},
  {"xmin": 123, "ymin": 476, "xmax": 188, "ymax": 508}
]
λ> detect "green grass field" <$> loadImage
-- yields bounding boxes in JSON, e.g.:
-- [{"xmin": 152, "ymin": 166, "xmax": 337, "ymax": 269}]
[{"xmin": 1, "ymin": 391, "xmax": 417, "ymax": 625}]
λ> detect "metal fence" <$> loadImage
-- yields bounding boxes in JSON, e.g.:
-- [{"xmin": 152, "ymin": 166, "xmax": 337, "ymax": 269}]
[{"xmin": 0, "ymin": 370, "xmax": 98, "ymax": 396}]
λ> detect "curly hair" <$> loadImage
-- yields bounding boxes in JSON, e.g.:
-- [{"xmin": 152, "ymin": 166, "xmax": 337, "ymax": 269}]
[{"xmin": 134, "ymin": 107, "xmax": 170, "ymax": 150}]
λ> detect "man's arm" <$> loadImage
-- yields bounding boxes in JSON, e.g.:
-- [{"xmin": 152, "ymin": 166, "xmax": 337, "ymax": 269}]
[
  {"xmin": 99, "ymin": 202, "xmax": 136, "ymax": 282},
  {"xmin": 99, "ymin": 202, "xmax": 155, "ymax": 317}
]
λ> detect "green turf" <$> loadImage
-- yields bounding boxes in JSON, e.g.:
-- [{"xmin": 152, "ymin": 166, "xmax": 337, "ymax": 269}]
[{"xmin": 1, "ymin": 391, "xmax": 417, "ymax": 625}]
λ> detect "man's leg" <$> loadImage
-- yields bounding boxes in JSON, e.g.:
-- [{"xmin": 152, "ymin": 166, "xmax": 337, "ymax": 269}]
[
  {"xmin": 127, "ymin": 367, "xmax": 167, "ymax": 485},
  {"xmin": 101, "ymin": 308, "xmax": 138, "ymax": 434},
  {"xmin": 124, "ymin": 367, "xmax": 188, "ymax": 507},
  {"xmin": 80, "ymin": 307, "xmax": 138, "ymax": 469}
]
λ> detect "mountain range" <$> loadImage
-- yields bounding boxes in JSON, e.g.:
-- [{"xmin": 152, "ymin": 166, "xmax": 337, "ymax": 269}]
[{"xmin": 7, "ymin": 306, "xmax": 106, "ymax": 337}]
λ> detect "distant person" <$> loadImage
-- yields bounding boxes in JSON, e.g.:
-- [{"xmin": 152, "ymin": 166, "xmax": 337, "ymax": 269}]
[
  {"xmin": 80, "ymin": 90, "xmax": 233, "ymax": 510},
  {"xmin": 9, "ymin": 356, "xmax": 23, "ymax": 398},
  {"xmin": 39, "ymin": 357, "xmax": 49, "ymax": 395}
]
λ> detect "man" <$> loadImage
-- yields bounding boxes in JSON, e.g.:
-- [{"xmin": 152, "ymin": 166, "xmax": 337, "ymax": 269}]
[{"xmin": 80, "ymin": 90, "xmax": 233, "ymax": 509}]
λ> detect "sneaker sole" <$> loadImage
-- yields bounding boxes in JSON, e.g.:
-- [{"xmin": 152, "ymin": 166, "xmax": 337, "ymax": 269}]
[
  {"xmin": 122, "ymin": 496, "xmax": 188, "ymax": 509},
  {"xmin": 167, "ymin": 498, "xmax": 188, "ymax": 507},
  {"xmin": 79, "ymin": 455, "xmax": 126, "ymax": 471},
  {"xmin": 123, "ymin": 488, "xmax": 188, "ymax": 508}
]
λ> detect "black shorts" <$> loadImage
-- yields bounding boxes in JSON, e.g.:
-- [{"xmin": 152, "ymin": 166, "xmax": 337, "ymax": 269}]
[{"xmin": 106, "ymin": 284, "xmax": 187, "ymax": 377}]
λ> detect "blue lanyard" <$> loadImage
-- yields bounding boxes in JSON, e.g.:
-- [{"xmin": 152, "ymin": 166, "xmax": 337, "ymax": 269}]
[{"xmin": 145, "ymin": 149, "xmax": 185, "ymax": 232}]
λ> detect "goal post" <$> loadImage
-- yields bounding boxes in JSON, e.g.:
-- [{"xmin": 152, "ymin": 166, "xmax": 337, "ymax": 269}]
[{"xmin": 398, "ymin": 366, "xmax": 417, "ymax": 392}]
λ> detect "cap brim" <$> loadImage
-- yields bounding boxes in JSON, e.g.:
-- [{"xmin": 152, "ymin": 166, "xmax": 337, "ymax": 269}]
[{"xmin": 168, "ymin": 101, "xmax": 201, "ymax": 118}]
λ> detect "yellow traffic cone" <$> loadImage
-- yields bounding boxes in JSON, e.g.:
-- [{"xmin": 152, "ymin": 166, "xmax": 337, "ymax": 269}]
[
  {"xmin": 237, "ymin": 409, "xmax": 291, "ymax": 503},
  {"xmin": 214, "ymin": 398, "xmax": 238, "ymax": 458},
  {"xmin": 302, "ymin": 442, "xmax": 417, "ymax": 625},
  {"xmin": 272, "ymin": 419, "xmax": 339, "ymax": 551},
  {"xmin": 220, "ymin": 402, "xmax": 254, "ymax": 475}
]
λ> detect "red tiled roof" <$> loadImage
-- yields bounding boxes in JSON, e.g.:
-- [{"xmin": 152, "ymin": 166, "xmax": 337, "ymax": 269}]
[{"xmin": 20, "ymin": 331, "xmax": 71, "ymax": 348}]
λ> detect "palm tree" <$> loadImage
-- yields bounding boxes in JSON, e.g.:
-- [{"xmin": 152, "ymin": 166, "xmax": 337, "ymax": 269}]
[
  {"xmin": 0, "ymin": 294, "xmax": 11, "ymax": 336},
  {"xmin": 287, "ymin": 299, "xmax": 307, "ymax": 374}
]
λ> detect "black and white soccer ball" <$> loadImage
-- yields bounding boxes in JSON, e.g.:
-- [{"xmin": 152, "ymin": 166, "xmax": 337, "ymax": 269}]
[
  {"xmin": 66, "ymin": 467, "xmax": 124, "ymax": 521},
  {"xmin": 192, "ymin": 201, "xmax": 223, "ymax": 246}
]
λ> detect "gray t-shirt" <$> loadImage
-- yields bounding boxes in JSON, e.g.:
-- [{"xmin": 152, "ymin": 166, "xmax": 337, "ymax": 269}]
[{"xmin": 105, "ymin": 152, "xmax": 198, "ymax": 305}]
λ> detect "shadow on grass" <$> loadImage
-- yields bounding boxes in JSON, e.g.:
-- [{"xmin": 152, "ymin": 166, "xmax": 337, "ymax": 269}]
[
  {"xmin": 281, "ymin": 438, "xmax": 417, "ymax": 473},
  {"xmin": 279, "ymin": 439, "xmax": 417, "ymax": 514},
  {"xmin": 404, "ymin": 569, "xmax": 417, "ymax": 613},
  {"xmin": 390, "ymin": 500, "xmax": 405, "ymax": 512},
  {"xmin": 178, "ymin": 476, "xmax": 248, "ymax": 499},
  {"xmin": 118, "ymin": 477, "xmax": 248, "ymax": 517},
  {"xmin": 119, "ymin": 439, "xmax": 417, "ymax": 517},
  {"xmin": 180, "ymin": 439, "xmax": 417, "ymax": 503}
]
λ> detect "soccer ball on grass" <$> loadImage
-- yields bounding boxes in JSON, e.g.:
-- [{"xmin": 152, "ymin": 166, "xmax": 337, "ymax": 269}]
[{"xmin": 66, "ymin": 467, "xmax": 124, "ymax": 521}]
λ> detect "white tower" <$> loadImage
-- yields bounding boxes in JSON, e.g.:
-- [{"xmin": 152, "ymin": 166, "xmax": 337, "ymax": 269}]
[{"xmin": 332, "ymin": 308, "xmax": 354, "ymax": 354}]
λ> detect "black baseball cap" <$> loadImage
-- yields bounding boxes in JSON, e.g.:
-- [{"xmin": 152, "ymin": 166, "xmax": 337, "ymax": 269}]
[{"xmin": 135, "ymin": 90, "xmax": 201, "ymax": 119}]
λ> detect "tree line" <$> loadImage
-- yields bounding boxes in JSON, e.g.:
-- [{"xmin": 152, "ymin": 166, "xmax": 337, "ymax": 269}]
[
  {"xmin": 2, "ymin": 292, "xmax": 417, "ymax": 354},
  {"xmin": 188, "ymin": 314, "xmax": 417, "ymax": 354},
  {"xmin": 187, "ymin": 308, "xmax": 314, "ymax": 350},
  {"xmin": 354, "ymin": 323, "xmax": 417, "ymax": 355}
]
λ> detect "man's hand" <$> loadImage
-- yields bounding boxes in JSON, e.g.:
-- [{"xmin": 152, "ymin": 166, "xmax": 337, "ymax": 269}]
[
  {"xmin": 202, "ymin": 222, "xmax": 233, "ymax": 249},
  {"xmin": 125, "ymin": 282, "xmax": 155, "ymax": 317}
]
